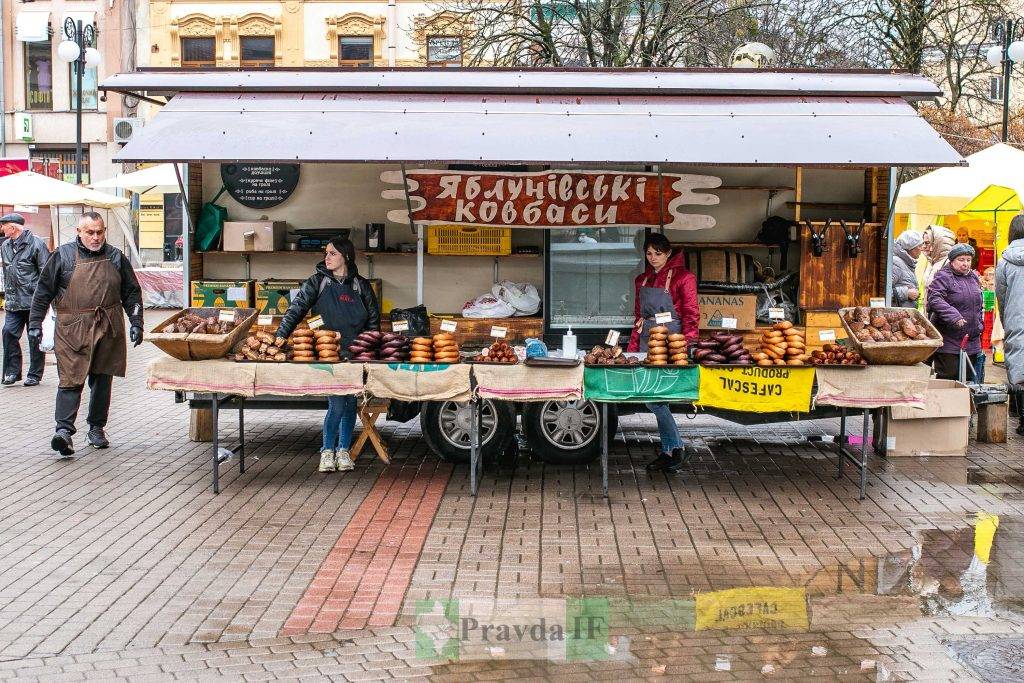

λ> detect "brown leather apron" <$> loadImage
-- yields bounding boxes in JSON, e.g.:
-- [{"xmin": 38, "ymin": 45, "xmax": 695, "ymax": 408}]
[{"xmin": 53, "ymin": 251, "xmax": 126, "ymax": 388}]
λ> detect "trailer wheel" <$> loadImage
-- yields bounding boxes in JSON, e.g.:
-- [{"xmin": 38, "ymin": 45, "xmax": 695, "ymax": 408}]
[
  {"xmin": 420, "ymin": 400, "xmax": 516, "ymax": 464},
  {"xmin": 522, "ymin": 400, "xmax": 616, "ymax": 466}
]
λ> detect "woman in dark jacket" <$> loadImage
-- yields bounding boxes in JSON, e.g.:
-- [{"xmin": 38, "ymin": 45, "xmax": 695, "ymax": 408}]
[
  {"xmin": 627, "ymin": 233, "xmax": 700, "ymax": 473},
  {"xmin": 927, "ymin": 243, "xmax": 984, "ymax": 382},
  {"xmin": 276, "ymin": 237, "xmax": 379, "ymax": 473}
]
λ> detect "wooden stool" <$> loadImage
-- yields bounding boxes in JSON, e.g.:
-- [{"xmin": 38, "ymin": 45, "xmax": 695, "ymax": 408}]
[
  {"xmin": 351, "ymin": 398, "xmax": 391, "ymax": 464},
  {"xmin": 976, "ymin": 400, "xmax": 1008, "ymax": 443}
]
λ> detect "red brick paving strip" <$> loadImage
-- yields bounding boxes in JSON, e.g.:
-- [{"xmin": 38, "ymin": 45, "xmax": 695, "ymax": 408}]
[{"xmin": 280, "ymin": 458, "xmax": 452, "ymax": 634}]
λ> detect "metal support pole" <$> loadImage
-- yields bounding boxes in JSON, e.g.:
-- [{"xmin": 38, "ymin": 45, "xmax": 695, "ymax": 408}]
[
  {"xmin": 74, "ymin": 20, "xmax": 84, "ymax": 184},
  {"xmin": 601, "ymin": 403, "xmax": 609, "ymax": 497},
  {"xmin": 1003, "ymin": 19, "xmax": 1014, "ymax": 143},
  {"xmin": 238, "ymin": 398, "xmax": 245, "ymax": 474},
  {"xmin": 469, "ymin": 398, "xmax": 479, "ymax": 496},
  {"xmin": 211, "ymin": 393, "xmax": 220, "ymax": 494},
  {"xmin": 859, "ymin": 410, "xmax": 869, "ymax": 500},
  {"xmin": 837, "ymin": 407, "xmax": 846, "ymax": 478}
]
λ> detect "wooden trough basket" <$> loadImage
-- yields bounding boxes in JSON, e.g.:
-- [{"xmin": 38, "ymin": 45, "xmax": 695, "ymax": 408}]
[
  {"xmin": 148, "ymin": 307, "xmax": 258, "ymax": 360},
  {"xmin": 838, "ymin": 307, "xmax": 942, "ymax": 366}
]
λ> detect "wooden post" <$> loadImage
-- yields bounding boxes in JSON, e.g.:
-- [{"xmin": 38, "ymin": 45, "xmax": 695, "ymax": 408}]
[
  {"xmin": 794, "ymin": 167, "xmax": 803, "ymax": 222},
  {"xmin": 189, "ymin": 407, "xmax": 213, "ymax": 442},
  {"xmin": 976, "ymin": 401, "xmax": 1008, "ymax": 444}
]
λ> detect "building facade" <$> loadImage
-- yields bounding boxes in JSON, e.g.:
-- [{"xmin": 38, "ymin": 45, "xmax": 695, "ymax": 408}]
[
  {"xmin": 145, "ymin": 1, "xmax": 467, "ymax": 69},
  {"xmin": 1, "ymin": 0, "xmax": 127, "ymax": 185}
]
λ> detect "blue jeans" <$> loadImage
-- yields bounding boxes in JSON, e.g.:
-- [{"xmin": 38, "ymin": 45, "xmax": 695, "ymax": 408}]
[
  {"xmin": 322, "ymin": 395, "xmax": 358, "ymax": 451},
  {"xmin": 645, "ymin": 402, "xmax": 682, "ymax": 454},
  {"xmin": 969, "ymin": 352, "xmax": 986, "ymax": 384}
]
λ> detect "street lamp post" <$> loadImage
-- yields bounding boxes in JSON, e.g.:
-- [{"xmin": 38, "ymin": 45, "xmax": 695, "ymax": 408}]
[
  {"xmin": 986, "ymin": 19, "xmax": 1024, "ymax": 142},
  {"xmin": 57, "ymin": 18, "xmax": 101, "ymax": 184}
]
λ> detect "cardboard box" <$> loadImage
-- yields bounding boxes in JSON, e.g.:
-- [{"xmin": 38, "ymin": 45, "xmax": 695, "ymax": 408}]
[
  {"xmin": 255, "ymin": 279, "xmax": 304, "ymax": 315},
  {"xmin": 191, "ymin": 280, "xmax": 254, "ymax": 308},
  {"xmin": 222, "ymin": 221, "xmax": 287, "ymax": 252},
  {"xmin": 886, "ymin": 379, "xmax": 972, "ymax": 457},
  {"xmin": 698, "ymin": 293, "xmax": 757, "ymax": 330}
]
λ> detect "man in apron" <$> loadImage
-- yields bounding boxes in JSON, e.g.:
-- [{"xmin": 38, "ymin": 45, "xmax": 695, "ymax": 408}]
[{"xmin": 28, "ymin": 213, "xmax": 144, "ymax": 456}]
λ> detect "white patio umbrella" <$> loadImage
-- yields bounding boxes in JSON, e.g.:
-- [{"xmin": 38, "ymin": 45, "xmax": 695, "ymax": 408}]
[{"xmin": 90, "ymin": 164, "xmax": 181, "ymax": 195}]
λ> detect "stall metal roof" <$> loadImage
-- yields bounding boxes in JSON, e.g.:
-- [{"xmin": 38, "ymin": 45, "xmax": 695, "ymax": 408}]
[
  {"xmin": 112, "ymin": 91, "xmax": 963, "ymax": 167},
  {"xmin": 102, "ymin": 67, "xmax": 944, "ymax": 100}
]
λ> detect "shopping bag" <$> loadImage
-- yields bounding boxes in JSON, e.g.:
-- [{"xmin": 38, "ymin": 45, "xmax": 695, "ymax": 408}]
[{"xmin": 40, "ymin": 307, "xmax": 56, "ymax": 352}]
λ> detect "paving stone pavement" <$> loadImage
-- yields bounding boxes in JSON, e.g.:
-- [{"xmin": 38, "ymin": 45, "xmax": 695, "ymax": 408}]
[{"xmin": 1, "ymin": 310, "xmax": 1023, "ymax": 680}]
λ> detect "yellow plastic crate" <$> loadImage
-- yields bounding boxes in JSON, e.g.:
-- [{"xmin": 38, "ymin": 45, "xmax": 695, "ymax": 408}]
[{"xmin": 427, "ymin": 225, "xmax": 512, "ymax": 256}]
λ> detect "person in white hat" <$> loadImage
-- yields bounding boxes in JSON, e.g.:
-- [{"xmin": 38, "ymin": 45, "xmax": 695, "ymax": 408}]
[{"xmin": 892, "ymin": 230, "xmax": 925, "ymax": 308}]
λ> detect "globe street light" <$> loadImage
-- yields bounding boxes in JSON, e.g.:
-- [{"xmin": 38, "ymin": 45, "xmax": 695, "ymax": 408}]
[
  {"xmin": 987, "ymin": 19, "xmax": 1024, "ymax": 142},
  {"xmin": 56, "ymin": 18, "xmax": 101, "ymax": 184}
]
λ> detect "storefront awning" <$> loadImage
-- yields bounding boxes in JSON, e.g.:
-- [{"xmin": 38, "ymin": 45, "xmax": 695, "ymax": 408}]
[
  {"xmin": 114, "ymin": 91, "xmax": 963, "ymax": 167},
  {"xmin": 15, "ymin": 11, "xmax": 50, "ymax": 42}
]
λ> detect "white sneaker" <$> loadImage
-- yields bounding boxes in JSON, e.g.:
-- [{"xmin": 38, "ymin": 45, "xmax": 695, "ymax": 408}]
[
  {"xmin": 318, "ymin": 449, "xmax": 336, "ymax": 472},
  {"xmin": 334, "ymin": 449, "xmax": 355, "ymax": 472}
]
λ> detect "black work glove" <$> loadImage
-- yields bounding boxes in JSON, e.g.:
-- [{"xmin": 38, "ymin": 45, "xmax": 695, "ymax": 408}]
[
  {"xmin": 130, "ymin": 325, "xmax": 144, "ymax": 347},
  {"xmin": 27, "ymin": 328, "xmax": 43, "ymax": 344}
]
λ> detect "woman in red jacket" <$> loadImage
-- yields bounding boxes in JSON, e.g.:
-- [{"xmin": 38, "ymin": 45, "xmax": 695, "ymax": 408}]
[{"xmin": 627, "ymin": 233, "xmax": 700, "ymax": 473}]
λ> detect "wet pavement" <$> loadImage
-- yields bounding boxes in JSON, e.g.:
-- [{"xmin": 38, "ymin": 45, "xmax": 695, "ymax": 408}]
[{"xmin": 1, "ymin": 315, "xmax": 1023, "ymax": 680}]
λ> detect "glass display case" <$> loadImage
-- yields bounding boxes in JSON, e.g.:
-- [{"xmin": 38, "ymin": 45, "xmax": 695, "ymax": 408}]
[{"xmin": 546, "ymin": 227, "xmax": 645, "ymax": 330}]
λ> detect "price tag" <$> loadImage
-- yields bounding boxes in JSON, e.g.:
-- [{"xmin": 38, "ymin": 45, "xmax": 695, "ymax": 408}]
[
  {"xmin": 308, "ymin": 315, "xmax": 324, "ymax": 330},
  {"xmin": 490, "ymin": 325, "xmax": 508, "ymax": 339},
  {"xmin": 654, "ymin": 311, "xmax": 673, "ymax": 325},
  {"xmin": 440, "ymin": 319, "xmax": 458, "ymax": 333},
  {"xmin": 226, "ymin": 286, "xmax": 246, "ymax": 302},
  {"xmin": 818, "ymin": 329, "xmax": 837, "ymax": 342},
  {"xmin": 392, "ymin": 320, "xmax": 409, "ymax": 333},
  {"xmin": 605, "ymin": 329, "xmax": 621, "ymax": 347},
  {"xmin": 257, "ymin": 314, "xmax": 273, "ymax": 326},
  {"xmin": 869, "ymin": 297, "xmax": 885, "ymax": 308},
  {"xmin": 768, "ymin": 307, "xmax": 785, "ymax": 320},
  {"xmin": 218, "ymin": 310, "xmax": 236, "ymax": 323},
  {"xmin": 720, "ymin": 317, "xmax": 738, "ymax": 330},
  {"xmin": 289, "ymin": 288, "xmax": 300, "ymax": 300}
]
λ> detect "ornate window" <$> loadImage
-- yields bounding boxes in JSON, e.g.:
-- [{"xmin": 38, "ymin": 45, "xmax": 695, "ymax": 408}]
[
  {"xmin": 327, "ymin": 13, "xmax": 385, "ymax": 66},
  {"xmin": 181, "ymin": 37, "xmax": 215, "ymax": 67},
  {"xmin": 171, "ymin": 14, "xmax": 220, "ymax": 66},
  {"xmin": 414, "ymin": 13, "xmax": 471, "ymax": 66},
  {"xmin": 235, "ymin": 14, "xmax": 282, "ymax": 67}
]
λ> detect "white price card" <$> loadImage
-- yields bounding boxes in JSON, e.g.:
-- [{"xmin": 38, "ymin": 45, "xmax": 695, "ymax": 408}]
[
  {"xmin": 257, "ymin": 314, "xmax": 273, "ymax": 326},
  {"xmin": 654, "ymin": 311, "xmax": 673, "ymax": 325},
  {"xmin": 720, "ymin": 317, "xmax": 738, "ymax": 329},
  {"xmin": 490, "ymin": 325, "xmax": 508, "ymax": 339},
  {"xmin": 869, "ymin": 297, "xmax": 885, "ymax": 308},
  {"xmin": 440, "ymin": 319, "xmax": 458, "ymax": 333},
  {"xmin": 308, "ymin": 315, "xmax": 324, "ymax": 330},
  {"xmin": 226, "ymin": 286, "xmax": 246, "ymax": 302},
  {"xmin": 392, "ymin": 320, "xmax": 409, "ymax": 332},
  {"xmin": 218, "ymin": 309, "xmax": 236, "ymax": 323},
  {"xmin": 605, "ymin": 329, "xmax": 621, "ymax": 346},
  {"xmin": 818, "ymin": 329, "xmax": 837, "ymax": 342},
  {"xmin": 768, "ymin": 307, "xmax": 785, "ymax": 320}
]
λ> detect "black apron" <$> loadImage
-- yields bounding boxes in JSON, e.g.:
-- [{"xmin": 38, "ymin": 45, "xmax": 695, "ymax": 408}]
[
  {"xmin": 313, "ymin": 277, "xmax": 369, "ymax": 357},
  {"xmin": 636, "ymin": 269, "xmax": 682, "ymax": 352}
]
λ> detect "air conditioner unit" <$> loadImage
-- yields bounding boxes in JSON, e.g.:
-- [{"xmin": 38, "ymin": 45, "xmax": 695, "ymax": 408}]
[{"xmin": 113, "ymin": 117, "xmax": 143, "ymax": 144}]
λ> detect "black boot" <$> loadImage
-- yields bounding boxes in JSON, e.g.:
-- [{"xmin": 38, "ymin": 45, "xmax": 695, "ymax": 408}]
[
  {"xmin": 645, "ymin": 451, "xmax": 672, "ymax": 471},
  {"xmin": 51, "ymin": 430, "xmax": 75, "ymax": 457},
  {"xmin": 86, "ymin": 426, "xmax": 109, "ymax": 449},
  {"xmin": 663, "ymin": 449, "xmax": 685, "ymax": 473}
]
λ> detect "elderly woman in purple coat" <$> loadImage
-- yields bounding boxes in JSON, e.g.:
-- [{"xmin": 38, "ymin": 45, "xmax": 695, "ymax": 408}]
[{"xmin": 927, "ymin": 243, "xmax": 985, "ymax": 382}]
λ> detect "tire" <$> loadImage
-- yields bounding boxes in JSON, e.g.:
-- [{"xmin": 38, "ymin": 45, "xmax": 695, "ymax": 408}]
[
  {"xmin": 420, "ymin": 399, "xmax": 516, "ymax": 464},
  {"xmin": 522, "ymin": 400, "xmax": 617, "ymax": 466}
]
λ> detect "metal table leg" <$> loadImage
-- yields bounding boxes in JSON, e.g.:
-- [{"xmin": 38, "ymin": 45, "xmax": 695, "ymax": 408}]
[
  {"xmin": 859, "ymin": 409, "xmax": 870, "ymax": 500},
  {"xmin": 238, "ymin": 398, "xmax": 245, "ymax": 474},
  {"xmin": 837, "ymin": 407, "xmax": 846, "ymax": 478},
  {"xmin": 601, "ymin": 403, "xmax": 609, "ymax": 498},
  {"xmin": 469, "ymin": 398, "xmax": 479, "ymax": 497},
  {"xmin": 211, "ymin": 392, "xmax": 220, "ymax": 494}
]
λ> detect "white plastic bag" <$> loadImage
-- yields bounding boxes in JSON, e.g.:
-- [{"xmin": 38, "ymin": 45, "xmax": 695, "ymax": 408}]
[
  {"xmin": 462, "ymin": 293, "xmax": 515, "ymax": 318},
  {"xmin": 40, "ymin": 307, "xmax": 56, "ymax": 352},
  {"xmin": 492, "ymin": 281, "xmax": 541, "ymax": 316}
]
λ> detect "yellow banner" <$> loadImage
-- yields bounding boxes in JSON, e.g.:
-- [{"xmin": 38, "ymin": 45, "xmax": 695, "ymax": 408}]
[
  {"xmin": 696, "ymin": 366, "xmax": 815, "ymax": 413},
  {"xmin": 695, "ymin": 586, "xmax": 809, "ymax": 631}
]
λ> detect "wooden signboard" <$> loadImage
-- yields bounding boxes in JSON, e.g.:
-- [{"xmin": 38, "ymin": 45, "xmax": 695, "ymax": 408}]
[
  {"xmin": 221, "ymin": 163, "xmax": 300, "ymax": 209},
  {"xmin": 381, "ymin": 169, "xmax": 720, "ymax": 230}
]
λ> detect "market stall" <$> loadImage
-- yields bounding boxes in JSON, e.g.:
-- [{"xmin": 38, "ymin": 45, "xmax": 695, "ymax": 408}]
[{"xmin": 106, "ymin": 67, "xmax": 969, "ymax": 496}]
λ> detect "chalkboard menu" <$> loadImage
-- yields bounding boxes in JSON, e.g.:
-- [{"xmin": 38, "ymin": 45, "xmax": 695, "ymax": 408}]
[{"xmin": 220, "ymin": 163, "xmax": 300, "ymax": 209}]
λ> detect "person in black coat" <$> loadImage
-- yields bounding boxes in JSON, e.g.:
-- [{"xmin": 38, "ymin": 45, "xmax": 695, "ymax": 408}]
[
  {"xmin": 1, "ymin": 213, "xmax": 49, "ymax": 386},
  {"xmin": 275, "ymin": 236, "xmax": 378, "ymax": 473}
]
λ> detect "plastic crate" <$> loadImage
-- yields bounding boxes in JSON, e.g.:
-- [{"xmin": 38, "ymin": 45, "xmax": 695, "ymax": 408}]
[
  {"xmin": 983, "ymin": 290, "xmax": 996, "ymax": 311},
  {"xmin": 427, "ymin": 225, "xmax": 512, "ymax": 256}
]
